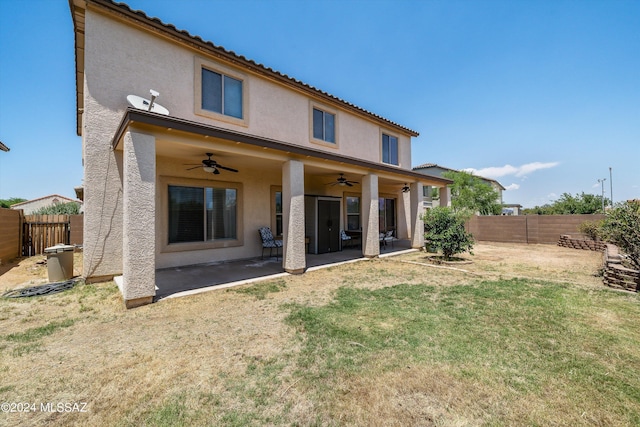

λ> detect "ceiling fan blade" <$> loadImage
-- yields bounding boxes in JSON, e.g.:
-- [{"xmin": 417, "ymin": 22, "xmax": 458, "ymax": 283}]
[
  {"xmin": 213, "ymin": 168, "xmax": 221, "ymax": 175},
  {"xmin": 186, "ymin": 165, "xmax": 202, "ymax": 170},
  {"xmin": 217, "ymin": 165, "xmax": 238, "ymax": 173},
  {"xmin": 346, "ymin": 182, "xmax": 353, "ymax": 187}
]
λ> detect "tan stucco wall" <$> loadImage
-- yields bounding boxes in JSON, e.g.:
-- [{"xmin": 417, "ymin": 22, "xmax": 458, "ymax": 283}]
[
  {"xmin": 81, "ymin": 9, "xmax": 417, "ymax": 278},
  {"xmin": 122, "ymin": 131, "xmax": 156, "ymax": 300},
  {"xmin": 86, "ymin": 11, "xmax": 414, "ymax": 166},
  {"xmin": 154, "ymin": 156, "xmax": 284, "ymax": 269}
]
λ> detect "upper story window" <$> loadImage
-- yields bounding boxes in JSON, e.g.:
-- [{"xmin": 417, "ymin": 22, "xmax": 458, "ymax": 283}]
[
  {"xmin": 195, "ymin": 58, "xmax": 248, "ymax": 126},
  {"xmin": 382, "ymin": 133, "xmax": 398, "ymax": 165},
  {"xmin": 201, "ymin": 69, "xmax": 243, "ymax": 119},
  {"xmin": 312, "ymin": 107, "xmax": 336, "ymax": 144}
]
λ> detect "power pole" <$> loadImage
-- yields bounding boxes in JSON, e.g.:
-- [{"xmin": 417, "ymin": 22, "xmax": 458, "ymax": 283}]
[
  {"xmin": 598, "ymin": 178, "xmax": 607, "ymax": 213},
  {"xmin": 609, "ymin": 167, "xmax": 613, "ymax": 207}
]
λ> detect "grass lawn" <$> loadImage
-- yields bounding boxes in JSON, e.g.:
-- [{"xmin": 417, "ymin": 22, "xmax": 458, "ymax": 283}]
[{"xmin": 0, "ymin": 244, "xmax": 639, "ymax": 426}]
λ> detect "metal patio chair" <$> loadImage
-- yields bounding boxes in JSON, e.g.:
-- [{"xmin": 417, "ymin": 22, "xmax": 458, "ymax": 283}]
[
  {"xmin": 258, "ymin": 227, "xmax": 283, "ymax": 259},
  {"xmin": 340, "ymin": 229, "xmax": 352, "ymax": 250}
]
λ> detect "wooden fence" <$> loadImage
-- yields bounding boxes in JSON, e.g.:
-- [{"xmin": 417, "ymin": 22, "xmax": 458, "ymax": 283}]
[
  {"xmin": 0, "ymin": 208, "xmax": 22, "ymax": 263},
  {"xmin": 466, "ymin": 214, "xmax": 606, "ymax": 244},
  {"xmin": 22, "ymin": 215, "xmax": 69, "ymax": 256},
  {"xmin": 0, "ymin": 210, "xmax": 84, "ymax": 261}
]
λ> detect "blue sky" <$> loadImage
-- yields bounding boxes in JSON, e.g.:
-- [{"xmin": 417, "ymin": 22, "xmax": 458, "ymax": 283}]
[{"xmin": 0, "ymin": 0, "xmax": 638, "ymax": 208}]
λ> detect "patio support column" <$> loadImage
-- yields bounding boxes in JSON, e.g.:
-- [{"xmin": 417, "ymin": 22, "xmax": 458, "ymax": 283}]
[
  {"xmin": 410, "ymin": 182, "xmax": 424, "ymax": 249},
  {"xmin": 122, "ymin": 130, "xmax": 156, "ymax": 308},
  {"xmin": 282, "ymin": 160, "xmax": 306, "ymax": 274},
  {"xmin": 439, "ymin": 186, "xmax": 451, "ymax": 207},
  {"xmin": 361, "ymin": 173, "xmax": 380, "ymax": 258}
]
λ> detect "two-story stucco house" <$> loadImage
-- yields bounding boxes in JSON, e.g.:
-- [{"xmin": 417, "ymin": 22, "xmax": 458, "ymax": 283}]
[{"xmin": 69, "ymin": 0, "xmax": 451, "ymax": 308}]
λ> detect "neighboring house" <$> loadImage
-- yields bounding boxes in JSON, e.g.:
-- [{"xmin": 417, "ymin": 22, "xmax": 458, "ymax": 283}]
[
  {"xmin": 413, "ymin": 163, "xmax": 505, "ymax": 208},
  {"xmin": 502, "ymin": 204, "xmax": 522, "ymax": 216},
  {"xmin": 10, "ymin": 194, "xmax": 82, "ymax": 215},
  {"xmin": 69, "ymin": 0, "xmax": 451, "ymax": 308}
]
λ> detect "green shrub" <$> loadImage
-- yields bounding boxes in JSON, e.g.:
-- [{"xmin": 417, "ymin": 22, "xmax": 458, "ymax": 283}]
[
  {"xmin": 32, "ymin": 201, "xmax": 80, "ymax": 215},
  {"xmin": 600, "ymin": 201, "xmax": 640, "ymax": 269},
  {"xmin": 578, "ymin": 219, "xmax": 603, "ymax": 241},
  {"xmin": 422, "ymin": 207, "xmax": 474, "ymax": 260}
]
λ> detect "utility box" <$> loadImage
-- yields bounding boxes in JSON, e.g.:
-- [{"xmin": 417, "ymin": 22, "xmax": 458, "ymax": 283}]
[{"xmin": 44, "ymin": 244, "xmax": 75, "ymax": 282}]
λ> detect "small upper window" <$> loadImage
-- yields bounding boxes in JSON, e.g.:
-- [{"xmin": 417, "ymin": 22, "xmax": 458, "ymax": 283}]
[
  {"xmin": 201, "ymin": 68, "xmax": 243, "ymax": 119},
  {"xmin": 382, "ymin": 133, "xmax": 398, "ymax": 165},
  {"xmin": 312, "ymin": 108, "xmax": 335, "ymax": 143}
]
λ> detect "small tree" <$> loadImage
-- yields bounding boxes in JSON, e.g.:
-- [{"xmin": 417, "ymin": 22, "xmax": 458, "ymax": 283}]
[
  {"xmin": 599, "ymin": 201, "xmax": 640, "ymax": 269},
  {"xmin": 422, "ymin": 206, "xmax": 474, "ymax": 260},
  {"xmin": 442, "ymin": 171, "xmax": 502, "ymax": 215}
]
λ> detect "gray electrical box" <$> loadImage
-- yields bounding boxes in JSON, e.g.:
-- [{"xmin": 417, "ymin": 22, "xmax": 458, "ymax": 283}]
[{"xmin": 44, "ymin": 244, "xmax": 75, "ymax": 282}]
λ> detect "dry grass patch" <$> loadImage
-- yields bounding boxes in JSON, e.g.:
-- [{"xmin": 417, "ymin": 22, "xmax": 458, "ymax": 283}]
[
  {"xmin": 0, "ymin": 244, "xmax": 638, "ymax": 426},
  {"xmin": 398, "ymin": 242, "xmax": 604, "ymax": 288}
]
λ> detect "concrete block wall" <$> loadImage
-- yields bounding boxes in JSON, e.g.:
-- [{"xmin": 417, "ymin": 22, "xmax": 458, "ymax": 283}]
[
  {"xmin": 603, "ymin": 244, "xmax": 640, "ymax": 292},
  {"xmin": 557, "ymin": 234, "xmax": 606, "ymax": 251},
  {"xmin": 467, "ymin": 214, "xmax": 606, "ymax": 244},
  {"xmin": 557, "ymin": 235, "xmax": 639, "ymax": 292}
]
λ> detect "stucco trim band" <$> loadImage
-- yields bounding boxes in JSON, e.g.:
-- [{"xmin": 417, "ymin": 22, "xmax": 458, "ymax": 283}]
[{"xmin": 112, "ymin": 109, "xmax": 452, "ymax": 187}]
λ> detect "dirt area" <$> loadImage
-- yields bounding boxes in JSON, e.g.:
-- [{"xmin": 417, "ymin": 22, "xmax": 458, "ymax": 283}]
[
  {"xmin": 0, "ymin": 243, "xmax": 608, "ymax": 426},
  {"xmin": 0, "ymin": 251, "xmax": 84, "ymax": 292}
]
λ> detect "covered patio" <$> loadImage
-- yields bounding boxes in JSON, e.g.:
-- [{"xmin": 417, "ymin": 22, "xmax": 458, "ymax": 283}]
[
  {"xmin": 112, "ymin": 109, "xmax": 449, "ymax": 307},
  {"xmin": 155, "ymin": 239, "xmax": 413, "ymax": 300}
]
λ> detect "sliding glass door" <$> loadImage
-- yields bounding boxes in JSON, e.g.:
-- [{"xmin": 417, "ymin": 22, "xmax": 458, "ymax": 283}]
[{"xmin": 378, "ymin": 198, "xmax": 396, "ymax": 235}]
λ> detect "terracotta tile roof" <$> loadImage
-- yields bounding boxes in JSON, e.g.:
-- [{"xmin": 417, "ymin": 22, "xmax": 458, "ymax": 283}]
[
  {"xmin": 412, "ymin": 163, "xmax": 440, "ymax": 170},
  {"xmin": 81, "ymin": 0, "xmax": 419, "ymax": 137}
]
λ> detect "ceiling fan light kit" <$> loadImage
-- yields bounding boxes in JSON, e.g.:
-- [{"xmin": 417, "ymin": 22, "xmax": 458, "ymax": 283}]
[
  {"xmin": 328, "ymin": 173, "xmax": 359, "ymax": 187},
  {"xmin": 184, "ymin": 153, "xmax": 238, "ymax": 174}
]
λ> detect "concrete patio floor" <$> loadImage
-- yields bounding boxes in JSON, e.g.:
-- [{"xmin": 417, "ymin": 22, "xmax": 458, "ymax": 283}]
[{"xmin": 155, "ymin": 239, "xmax": 414, "ymax": 300}]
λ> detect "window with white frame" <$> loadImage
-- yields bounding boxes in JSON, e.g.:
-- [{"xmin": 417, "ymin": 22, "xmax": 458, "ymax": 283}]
[
  {"xmin": 201, "ymin": 68, "xmax": 243, "ymax": 119},
  {"xmin": 346, "ymin": 196, "xmax": 360, "ymax": 231},
  {"xmin": 312, "ymin": 107, "xmax": 336, "ymax": 143},
  {"xmin": 382, "ymin": 133, "xmax": 398, "ymax": 165},
  {"xmin": 168, "ymin": 185, "xmax": 237, "ymax": 244}
]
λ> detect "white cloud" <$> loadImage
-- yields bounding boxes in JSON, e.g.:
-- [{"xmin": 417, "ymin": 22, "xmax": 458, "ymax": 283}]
[
  {"xmin": 515, "ymin": 162, "xmax": 560, "ymax": 177},
  {"xmin": 504, "ymin": 183, "xmax": 520, "ymax": 191},
  {"xmin": 466, "ymin": 162, "xmax": 560, "ymax": 179}
]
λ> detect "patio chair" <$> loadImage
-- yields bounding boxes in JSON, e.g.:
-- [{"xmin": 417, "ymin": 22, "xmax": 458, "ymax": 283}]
[
  {"xmin": 382, "ymin": 230, "xmax": 395, "ymax": 248},
  {"xmin": 340, "ymin": 229, "xmax": 352, "ymax": 249},
  {"xmin": 258, "ymin": 227, "xmax": 283, "ymax": 260}
]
